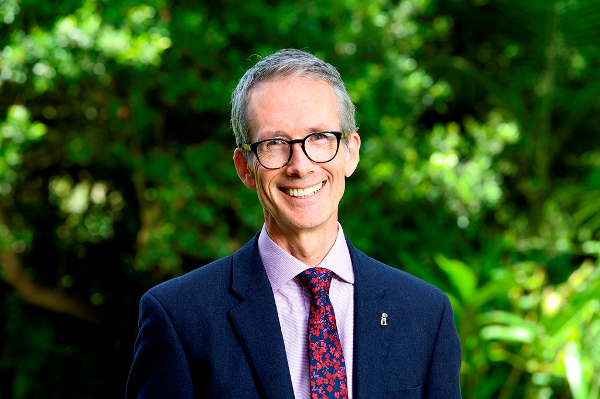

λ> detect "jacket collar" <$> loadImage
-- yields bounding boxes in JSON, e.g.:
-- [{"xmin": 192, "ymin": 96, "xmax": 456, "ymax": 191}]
[{"xmin": 229, "ymin": 232, "xmax": 295, "ymax": 399}]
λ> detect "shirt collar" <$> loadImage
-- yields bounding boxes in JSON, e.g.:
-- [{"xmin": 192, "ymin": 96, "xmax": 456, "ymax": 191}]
[{"xmin": 258, "ymin": 223, "xmax": 354, "ymax": 293}]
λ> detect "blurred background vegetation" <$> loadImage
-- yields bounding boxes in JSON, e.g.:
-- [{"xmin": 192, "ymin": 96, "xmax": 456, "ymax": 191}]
[{"xmin": 0, "ymin": 0, "xmax": 599, "ymax": 397}]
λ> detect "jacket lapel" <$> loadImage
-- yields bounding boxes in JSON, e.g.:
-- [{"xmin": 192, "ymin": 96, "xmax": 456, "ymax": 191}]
[
  {"xmin": 228, "ymin": 234, "xmax": 295, "ymax": 399},
  {"xmin": 349, "ymin": 240, "xmax": 400, "ymax": 397}
]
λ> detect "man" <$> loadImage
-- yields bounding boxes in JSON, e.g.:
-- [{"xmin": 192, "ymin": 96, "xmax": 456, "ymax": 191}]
[{"xmin": 127, "ymin": 49, "xmax": 462, "ymax": 398}]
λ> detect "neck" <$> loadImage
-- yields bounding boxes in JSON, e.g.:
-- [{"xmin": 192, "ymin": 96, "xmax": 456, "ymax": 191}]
[{"xmin": 264, "ymin": 217, "xmax": 339, "ymax": 267}]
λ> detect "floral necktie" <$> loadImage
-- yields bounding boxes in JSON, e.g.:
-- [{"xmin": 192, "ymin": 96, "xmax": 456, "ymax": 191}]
[{"xmin": 297, "ymin": 267, "xmax": 349, "ymax": 399}]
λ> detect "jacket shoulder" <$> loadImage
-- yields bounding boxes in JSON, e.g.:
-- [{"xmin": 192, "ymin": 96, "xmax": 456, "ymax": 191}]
[
  {"xmin": 146, "ymin": 255, "xmax": 234, "ymax": 303},
  {"xmin": 142, "ymin": 232, "xmax": 262, "ymax": 315}
]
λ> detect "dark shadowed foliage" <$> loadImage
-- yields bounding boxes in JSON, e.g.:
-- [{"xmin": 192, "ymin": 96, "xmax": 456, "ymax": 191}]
[{"xmin": 0, "ymin": 0, "xmax": 599, "ymax": 398}]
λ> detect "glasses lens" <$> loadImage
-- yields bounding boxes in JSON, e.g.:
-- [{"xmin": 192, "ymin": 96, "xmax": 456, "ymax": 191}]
[
  {"xmin": 254, "ymin": 133, "xmax": 341, "ymax": 169},
  {"xmin": 305, "ymin": 133, "xmax": 339, "ymax": 162},
  {"xmin": 256, "ymin": 139, "xmax": 290, "ymax": 169}
]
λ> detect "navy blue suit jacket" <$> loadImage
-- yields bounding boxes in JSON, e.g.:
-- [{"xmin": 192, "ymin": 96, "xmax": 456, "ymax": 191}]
[{"xmin": 126, "ymin": 233, "xmax": 462, "ymax": 398}]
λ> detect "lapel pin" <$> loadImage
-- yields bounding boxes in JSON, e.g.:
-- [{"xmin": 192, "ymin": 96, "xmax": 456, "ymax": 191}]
[{"xmin": 380, "ymin": 313, "xmax": 388, "ymax": 326}]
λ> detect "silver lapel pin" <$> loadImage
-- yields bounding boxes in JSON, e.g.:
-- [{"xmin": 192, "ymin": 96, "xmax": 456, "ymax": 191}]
[{"xmin": 380, "ymin": 313, "xmax": 388, "ymax": 326}]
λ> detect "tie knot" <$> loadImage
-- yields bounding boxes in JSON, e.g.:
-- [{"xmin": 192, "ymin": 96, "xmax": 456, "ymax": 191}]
[{"xmin": 297, "ymin": 267, "xmax": 332, "ymax": 297}]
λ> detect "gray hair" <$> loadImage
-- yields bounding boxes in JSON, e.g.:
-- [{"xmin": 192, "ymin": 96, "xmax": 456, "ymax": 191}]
[{"xmin": 231, "ymin": 49, "xmax": 358, "ymax": 151}]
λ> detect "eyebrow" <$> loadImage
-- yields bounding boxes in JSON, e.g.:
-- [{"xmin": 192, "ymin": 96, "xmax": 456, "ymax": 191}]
[{"xmin": 307, "ymin": 125, "xmax": 332, "ymax": 132}]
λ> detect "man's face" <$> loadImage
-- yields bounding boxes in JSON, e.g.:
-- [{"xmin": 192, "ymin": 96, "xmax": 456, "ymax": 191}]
[{"xmin": 233, "ymin": 76, "xmax": 360, "ymax": 237}]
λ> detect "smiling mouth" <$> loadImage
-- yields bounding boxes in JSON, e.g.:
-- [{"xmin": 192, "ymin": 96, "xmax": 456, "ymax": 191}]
[{"xmin": 282, "ymin": 182, "xmax": 324, "ymax": 198}]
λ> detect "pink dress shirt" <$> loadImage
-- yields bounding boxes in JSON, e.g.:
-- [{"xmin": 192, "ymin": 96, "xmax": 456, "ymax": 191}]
[{"xmin": 258, "ymin": 223, "xmax": 354, "ymax": 399}]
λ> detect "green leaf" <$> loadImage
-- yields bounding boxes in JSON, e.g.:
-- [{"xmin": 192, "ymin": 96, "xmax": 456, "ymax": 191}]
[
  {"xmin": 472, "ymin": 279, "xmax": 511, "ymax": 308},
  {"xmin": 564, "ymin": 341, "xmax": 589, "ymax": 399},
  {"xmin": 434, "ymin": 254, "xmax": 477, "ymax": 301},
  {"xmin": 480, "ymin": 325, "xmax": 536, "ymax": 343},
  {"xmin": 26, "ymin": 122, "xmax": 47, "ymax": 139},
  {"xmin": 551, "ymin": 299, "xmax": 600, "ymax": 341},
  {"xmin": 479, "ymin": 310, "xmax": 545, "ymax": 335}
]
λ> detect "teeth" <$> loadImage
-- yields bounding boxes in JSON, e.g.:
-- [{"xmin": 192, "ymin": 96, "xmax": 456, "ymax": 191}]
[{"xmin": 286, "ymin": 182, "xmax": 323, "ymax": 198}]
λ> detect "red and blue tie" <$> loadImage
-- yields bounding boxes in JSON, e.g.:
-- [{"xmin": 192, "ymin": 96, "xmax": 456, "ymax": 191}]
[{"xmin": 297, "ymin": 267, "xmax": 349, "ymax": 399}]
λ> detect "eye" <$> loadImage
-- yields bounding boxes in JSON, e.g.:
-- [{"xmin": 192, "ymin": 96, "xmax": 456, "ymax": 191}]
[
  {"xmin": 310, "ymin": 133, "xmax": 330, "ymax": 141},
  {"xmin": 308, "ymin": 132, "xmax": 334, "ymax": 142},
  {"xmin": 265, "ymin": 139, "xmax": 287, "ymax": 147}
]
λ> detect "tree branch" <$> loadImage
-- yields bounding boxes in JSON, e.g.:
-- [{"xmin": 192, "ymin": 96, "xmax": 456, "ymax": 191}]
[
  {"xmin": 0, "ymin": 206, "xmax": 101, "ymax": 324},
  {"xmin": 0, "ymin": 251, "xmax": 101, "ymax": 323}
]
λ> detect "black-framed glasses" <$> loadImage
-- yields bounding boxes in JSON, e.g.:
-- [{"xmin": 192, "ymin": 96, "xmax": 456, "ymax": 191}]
[{"xmin": 241, "ymin": 131, "xmax": 349, "ymax": 170}]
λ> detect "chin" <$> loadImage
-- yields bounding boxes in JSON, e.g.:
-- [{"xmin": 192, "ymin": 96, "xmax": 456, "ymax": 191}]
[
  {"xmin": 289, "ymin": 220, "xmax": 322, "ymax": 230},
  {"xmin": 281, "ymin": 213, "xmax": 334, "ymax": 232}
]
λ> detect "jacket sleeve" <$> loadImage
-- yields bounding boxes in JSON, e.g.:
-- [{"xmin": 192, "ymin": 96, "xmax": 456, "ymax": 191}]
[
  {"xmin": 126, "ymin": 292, "xmax": 195, "ymax": 399},
  {"xmin": 424, "ymin": 294, "xmax": 462, "ymax": 399}
]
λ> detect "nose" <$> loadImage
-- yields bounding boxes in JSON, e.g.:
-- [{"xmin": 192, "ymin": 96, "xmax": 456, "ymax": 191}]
[{"xmin": 285, "ymin": 142, "xmax": 314, "ymax": 177}]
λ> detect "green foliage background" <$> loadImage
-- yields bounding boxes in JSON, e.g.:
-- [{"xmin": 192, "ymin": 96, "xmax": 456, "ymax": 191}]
[{"xmin": 1, "ymin": 0, "xmax": 599, "ymax": 397}]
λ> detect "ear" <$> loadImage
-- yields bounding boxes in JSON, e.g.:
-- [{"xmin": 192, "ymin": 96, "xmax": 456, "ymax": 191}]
[
  {"xmin": 343, "ymin": 132, "xmax": 361, "ymax": 177},
  {"xmin": 234, "ymin": 148, "xmax": 256, "ymax": 189}
]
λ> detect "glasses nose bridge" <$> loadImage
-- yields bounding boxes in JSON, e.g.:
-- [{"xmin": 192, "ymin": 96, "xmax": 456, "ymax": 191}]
[{"xmin": 287, "ymin": 137, "xmax": 310, "ymax": 161}]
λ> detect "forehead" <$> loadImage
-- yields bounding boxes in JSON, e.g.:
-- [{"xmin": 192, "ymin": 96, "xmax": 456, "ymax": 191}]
[{"xmin": 246, "ymin": 76, "xmax": 339, "ymax": 141}]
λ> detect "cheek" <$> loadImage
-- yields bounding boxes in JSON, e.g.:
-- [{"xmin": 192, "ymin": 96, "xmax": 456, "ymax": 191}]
[
  {"xmin": 255, "ymin": 172, "xmax": 275, "ymax": 200},
  {"xmin": 336, "ymin": 178, "xmax": 346, "ymax": 195},
  {"xmin": 331, "ymin": 166, "xmax": 346, "ymax": 194}
]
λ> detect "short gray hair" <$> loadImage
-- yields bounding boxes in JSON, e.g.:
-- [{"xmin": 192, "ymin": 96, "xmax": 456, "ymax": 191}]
[{"xmin": 231, "ymin": 49, "xmax": 358, "ymax": 149}]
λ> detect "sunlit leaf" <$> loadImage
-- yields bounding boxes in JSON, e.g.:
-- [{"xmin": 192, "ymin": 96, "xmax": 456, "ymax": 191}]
[
  {"xmin": 435, "ymin": 254, "xmax": 477, "ymax": 301},
  {"xmin": 479, "ymin": 310, "xmax": 545, "ymax": 335},
  {"xmin": 563, "ymin": 341, "xmax": 589, "ymax": 399},
  {"xmin": 480, "ymin": 325, "xmax": 536, "ymax": 343}
]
